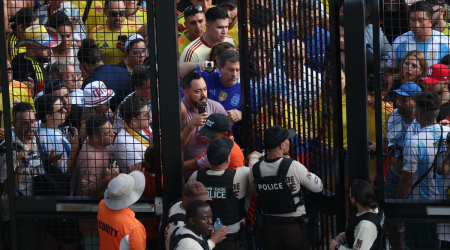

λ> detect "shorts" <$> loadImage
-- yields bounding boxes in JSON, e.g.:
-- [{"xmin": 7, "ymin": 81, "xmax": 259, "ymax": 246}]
[
  {"xmin": 405, "ymin": 223, "xmax": 438, "ymax": 250},
  {"xmin": 384, "ymin": 167, "xmax": 401, "ymax": 199}
]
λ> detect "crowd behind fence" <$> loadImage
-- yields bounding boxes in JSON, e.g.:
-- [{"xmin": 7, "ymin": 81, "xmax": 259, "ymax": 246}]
[{"xmin": 0, "ymin": 0, "xmax": 449, "ymax": 249}]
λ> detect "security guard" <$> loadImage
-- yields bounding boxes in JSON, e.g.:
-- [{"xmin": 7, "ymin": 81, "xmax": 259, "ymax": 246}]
[
  {"xmin": 248, "ymin": 125, "xmax": 323, "ymax": 250},
  {"xmin": 189, "ymin": 138, "xmax": 250, "ymax": 250}
]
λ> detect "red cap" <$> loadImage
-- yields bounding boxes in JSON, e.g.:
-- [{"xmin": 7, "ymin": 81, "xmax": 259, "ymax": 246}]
[{"xmin": 420, "ymin": 63, "xmax": 450, "ymax": 85}]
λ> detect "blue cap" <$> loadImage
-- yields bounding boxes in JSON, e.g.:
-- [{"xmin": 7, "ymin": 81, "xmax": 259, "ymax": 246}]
[
  {"xmin": 44, "ymin": 79, "xmax": 68, "ymax": 94},
  {"xmin": 393, "ymin": 82, "xmax": 422, "ymax": 97}
]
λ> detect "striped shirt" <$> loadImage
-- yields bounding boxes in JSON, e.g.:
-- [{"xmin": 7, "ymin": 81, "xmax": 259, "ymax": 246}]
[
  {"xmin": 387, "ymin": 30, "xmax": 450, "ymax": 69},
  {"xmin": 180, "ymin": 35, "xmax": 235, "ymax": 63},
  {"xmin": 178, "ymin": 30, "xmax": 192, "ymax": 59},
  {"xmin": 11, "ymin": 54, "xmax": 50, "ymax": 94},
  {"xmin": 6, "ymin": 32, "xmax": 26, "ymax": 62}
]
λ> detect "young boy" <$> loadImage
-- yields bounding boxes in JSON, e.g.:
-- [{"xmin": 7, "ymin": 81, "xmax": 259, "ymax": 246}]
[{"xmin": 367, "ymin": 75, "xmax": 394, "ymax": 183}]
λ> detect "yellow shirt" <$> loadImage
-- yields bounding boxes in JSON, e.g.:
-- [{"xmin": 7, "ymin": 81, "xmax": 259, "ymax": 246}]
[
  {"xmin": 6, "ymin": 32, "xmax": 26, "ymax": 62},
  {"xmin": 442, "ymin": 23, "xmax": 450, "ymax": 37},
  {"xmin": 178, "ymin": 30, "xmax": 192, "ymax": 59},
  {"xmin": 70, "ymin": 0, "xmax": 107, "ymax": 34},
  {"xmin": 314, "ymin": 94, "xmax": 347, "ymax": 148},
  {"xmin": 259, "ymin": 103, "xmax": 308, "ymax": 137},
  {"xmin": 368, "ymin": 102, "xmax": 393, "ymax": 175},
  {"xmin": 89, "ymin": 19, "xmax": 141, "ymax": 64},
  {"xmin": 178, "ymin": 5, "xmax": 216, "ymax": 28},
  {"xmin": 0, "ymin": 81, "xmax": 35, "ymax": 128},
  {"xmin": 129, "ymin": 7, "xmax": 147, "ymax": 24},
  {"xmin": 228, "ymin": 22, "xmax": 239, "ymax": 49}
]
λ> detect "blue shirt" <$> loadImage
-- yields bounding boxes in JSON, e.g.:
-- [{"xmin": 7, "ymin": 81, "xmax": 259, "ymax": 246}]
[
  {"xmin": 279, "ymin": 26, "xmax": 330, "ymax": 73},
  {"xmin": 196, "ymin": 70, "xmax": 241, "ymax": 111},
  {"xmin": 83, "ymin": 65, "xmax": 132, "ymax": 111}
]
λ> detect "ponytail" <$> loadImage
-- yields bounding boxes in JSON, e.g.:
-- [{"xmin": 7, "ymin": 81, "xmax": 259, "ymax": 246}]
[{"xmin": 350, "ymin": 179, "xmax": 378, "ymax": 211}]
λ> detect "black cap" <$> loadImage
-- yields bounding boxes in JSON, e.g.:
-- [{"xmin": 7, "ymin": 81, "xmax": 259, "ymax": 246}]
[
  {"xmin": 9, "ymin": 7, "xmax": 36, "ymax": 27},
  {"xmin": 207, "ymin": 138, "xmax": 233, "ymax": 165},
  {"xmin": 217, "ymin": 0, "xmax": 238, "ymax": 8},
  {"xmin": 44, "ymin": 79, "xmax": 68, "ymax": 94},
  {"xmin": 264, "ymin": 125, "xmax": 296, "ymax": 150},
  {"xmin": 198, "ymin": 113, "xmax": 230, "ymax": 138}
]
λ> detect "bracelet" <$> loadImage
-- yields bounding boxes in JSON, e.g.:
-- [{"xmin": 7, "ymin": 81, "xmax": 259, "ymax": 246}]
[
  {"xmin": 105, "ymin": 176, "xmax": 110, "ymax": 183},
  {"xmin": 195, "ymin": 62, "xmax": 200, "ymax": 70}
]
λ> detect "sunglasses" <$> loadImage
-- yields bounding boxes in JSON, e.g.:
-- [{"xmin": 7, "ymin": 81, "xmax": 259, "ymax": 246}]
[
  {"xmin": 184, "ymin": 5, "xmax": 203, "ymax": 16},
  {"xmin": 109, "ymin": 10, "xmax": 126, "ymax": 17},
  {"xmin": 131, "ymin": 50, "xmax": 147, "ymax": 56}
]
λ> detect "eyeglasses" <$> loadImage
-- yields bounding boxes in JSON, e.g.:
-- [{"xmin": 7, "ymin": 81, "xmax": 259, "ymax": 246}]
[
  {"xmin": 131, "ymin": 50, "xmax": 147, "ymax": 56},
  {"xmin": 109, "ymin": 10, "xmax": 126, "ymax": 17},
  {"xmin": 16, "ymin": 120, "xmax": 37, "ymax": 127},
  {"xmin": 50, "ymin": 107, "xmax": 65, "ymax": 114},
  {"xmin": 184, "ymin": 5, "xmax": 203, "ymax": 16}
]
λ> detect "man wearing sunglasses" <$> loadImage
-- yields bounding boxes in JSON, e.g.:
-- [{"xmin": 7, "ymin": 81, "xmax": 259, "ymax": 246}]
[
  {"xmin": 178, "ymin": 0, "xmax": 214, "ymax": 29},
  {"xmin": 178, "ymin": 5, "xmax": 206, "ymax": 59},
  {"xmin": 89, "ymin": 0, "xmax": 142, "ymax": 64},
  {"xmin": 180, "ymin": 7, "xmax": 235, "ymax": 63},
  {"xmin": 428, "ymin": 0, "xmax": 450, "ymax": 36}
]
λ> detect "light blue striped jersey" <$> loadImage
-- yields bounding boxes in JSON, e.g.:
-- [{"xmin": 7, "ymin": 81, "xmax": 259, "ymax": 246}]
[
  {"xmin": 386, "ymin": 109, "xmax": 421, "ymax": 153},
  {"xmin": 403, "ymin": 124, "xmax": 449, "ymax": 200},
  {"xmin": 71, "ymin": 88, "xmax": 85, "ymax": 106},
  {"xmin": 387, "ymin": 30, "xmax": 450, "ymax": 69},
  {"xmin": 36, "ymin": 126, "xmax": 71, "ymax": 174}
]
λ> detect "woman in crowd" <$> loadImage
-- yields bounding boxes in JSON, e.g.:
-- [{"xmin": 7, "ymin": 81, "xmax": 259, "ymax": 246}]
[
  {"xmin": 387, "ymin": 50, "xmax": 428, "ymax": 105},
  {"xmin": 47, "ymin": 11, "xmax": 80, "ymax": 71},
  {"xmin": 330, "ymin": 179, "xmax": 384, "ymax": 250},
  {"xmin": 79, "ymin": 81, "xmax": 115, "ymax": 145},
  {"xmin": 57, "ymin": 2, "xmax": 87, "ymax": 49},
  {"xmin": 117, "ymin": 34, "xmax": 147, "ymax": 73}
]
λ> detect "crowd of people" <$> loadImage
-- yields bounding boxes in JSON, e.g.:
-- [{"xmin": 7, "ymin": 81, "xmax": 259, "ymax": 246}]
[{"xmin": 0, "ymin": 0, "xmax": 449, "ymax": 249}]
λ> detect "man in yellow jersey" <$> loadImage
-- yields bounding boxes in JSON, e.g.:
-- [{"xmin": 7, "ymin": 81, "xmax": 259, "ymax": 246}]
[
  {"xmin": 70, "ymin": 0, "xmax": 107, "ymax": 34},
  {"xmin": 6, "ymin": 8, "xmax": 39, "ymax": 62},
  {"xmin": 89, "ymin": 0, "xmax": 141, "ymax": 64},
  {"xmin": 124, "ymin": 0, "xmax": 147, "ymax": 24},
  {"xmin": 217, "ymin": 0, "xmax": 239, "ymax": 48},
  {"xmin": 178, "ymin": 0, "xmax": 214, "ymax": 28},
  {"xmin": 180, "ymin": 7, "xmax": 235, "ymax": 62},
  {"xmin": 0, "ymin": 61, "xmax": 35, "ymax": 129},
  {"xmin": 178, "ymin": 5, "xmax": 206, "ymax": 58},
  {"xmin": 429, "ymin": 0, "xmax": 450, "ymax": 36}
]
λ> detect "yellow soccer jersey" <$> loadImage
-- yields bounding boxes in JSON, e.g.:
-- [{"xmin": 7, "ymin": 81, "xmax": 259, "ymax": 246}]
[
  {"xmin": 180, "ymin": 35, "xmax": 235, "ymax": 63},
  {"xmin": 178, "ymin": 5, "xmax": 215, "ymax": 28},
  {"xmin": 178, "ymin": 30, "xmax": 192, "ymax": 59},
  {"xmin": 70, "ymin": 0, "xmax": 107, "ymax": 34},
  {"xmin": 0, "ymin": 81, "xmax": 35, "ymax": 128},
  {"xmin": 89, "ymin": 19, "xmax": 141, "ymax": 64},
  {"xmin": 6, "ymin": 32, "xmax": 26, "ymax": 62},
  {"xmin": 135, "ymin": 7, "xmax": 147, "ymax": 24}
]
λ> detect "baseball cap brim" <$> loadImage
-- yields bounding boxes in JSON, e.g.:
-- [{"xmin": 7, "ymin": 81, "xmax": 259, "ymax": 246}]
[
  {"xmin": 218, "ymin": 1, "xmax": 237, "ymax": 7},
  {"xmin": 84, "ymin": 89, "xmax": 115, "ymax": 107},
  {"xmin": 16, "ymin": 27, "xmax": 61, "ymax": 48},
  {"xmin": 199, "ymin": 125, "xmax": 219, "ymax": 138},
  {"xmin": 286, "ymin": 128, "xmax": 296, "ymax": 139},
  {"xmin": 393, "ymin": 89, "xmax": 413, "ymax": 97},
  {"xmin": 104, "ymin": 171, "xmax": 145, "ymax": 210},
  {"xmin": 419, "ymin": 77, "xmax": 441, "ymax": 85}
]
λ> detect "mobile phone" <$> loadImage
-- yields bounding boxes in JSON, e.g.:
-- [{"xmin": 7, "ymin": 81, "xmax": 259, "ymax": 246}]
[
  {"xmin": 205, "ymin": 63, "xmax": 215, "ymax": 74},
  {"xmin": 118, "ymin": 35, "xmax": 128, "ymax": 42},
  {"xmin": 108, "ymin": 157, "xmax": 116, "ymax": 170},
  {"xmin": 197, "ymin": 104, "xmax": 206, "ymax": 114}
]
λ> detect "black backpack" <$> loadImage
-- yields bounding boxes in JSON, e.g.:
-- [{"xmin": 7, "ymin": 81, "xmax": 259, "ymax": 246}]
[{"xmin": 169, "ymin": 226, "xmax": 209, "ymax": 250}]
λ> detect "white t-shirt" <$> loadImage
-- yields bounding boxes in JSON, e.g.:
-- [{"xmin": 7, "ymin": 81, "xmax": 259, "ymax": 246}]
[
  {"xmin": 189, "ymin": 167, "xmax": 250, "ymax": 234},
  {"xmin": 339, "ymin": 208, "xmax": 380, "ymax": 250},
  {"xmin": 113, "ymin": 128, "xmax": 147, "ymax": 173},
  {"xmin": 403, "ymin": 124, "xmax": 449, "ymax": 200},
  {"xmin": 172, "ymin": 226, "xmax": 215, "ymax": 250},
  {"xmin": 165, "ymin": 201, "xmax": 186, "ymax": 250},
  {"xmin": 248, "ymin": 156, "xmax": 323, "ymax": 217}
]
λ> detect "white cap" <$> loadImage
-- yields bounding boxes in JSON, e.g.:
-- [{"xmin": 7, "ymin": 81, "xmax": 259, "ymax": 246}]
[
  {"xmin": 125, "ymin": 34, "xmax": 144, "ymax": 50},
  {"xmin": 104, "ymin": 171, "xmax": 145, "ymax": 210},
  {"xmin": 83, "ymin": 81, "xmax": 115, "ymax": 107}
]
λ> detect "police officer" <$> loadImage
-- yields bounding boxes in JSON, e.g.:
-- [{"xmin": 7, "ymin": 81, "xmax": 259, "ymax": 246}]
[
  {"xmin": 330, "ymin": 179, "xmax": 385, "ymax": 250},
  {"xmin": 248, "ymin": 125, "xmax": 323, "ymax": 250},
  {"xmin": 189, "ymin": 138, "xmax": 250, "ymax": 250}
]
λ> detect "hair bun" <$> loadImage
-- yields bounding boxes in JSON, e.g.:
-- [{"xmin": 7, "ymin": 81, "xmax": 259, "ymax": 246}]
[{"xmin": 81, "ymin": 38, "xmax": 98, "ymax": 49}]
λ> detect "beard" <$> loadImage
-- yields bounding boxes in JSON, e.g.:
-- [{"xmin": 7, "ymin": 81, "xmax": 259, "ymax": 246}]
[{"xmin": 34, "ymin": 54, "xmax": 51, "ymax": 64}]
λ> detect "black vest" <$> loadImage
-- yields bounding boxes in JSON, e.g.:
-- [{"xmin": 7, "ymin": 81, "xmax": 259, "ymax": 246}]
[
  {"xmin": 252, "ymin": 158, "xmax": 304, "ymax": 214},
  {"xmin": 196, "ymin": 168, "xmax": 246, "ymax": 226},
  {"xmin": 169, "ymin": 226, "xmax": 209, "ymax": 250},
  {"xmin": 345, "ymin": 206, "xmax": 385, "ymax": 250}
]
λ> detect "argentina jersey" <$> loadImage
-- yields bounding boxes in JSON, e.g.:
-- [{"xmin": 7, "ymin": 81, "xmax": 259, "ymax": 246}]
[
  {"xmin": 386, "ymin": 110, "xmax": 421, "ymax": 158},
  {"xmin": 403, "ymin": 124, "xmax": 449, "ymax": 200},
  {"xmin": 388, "ymin": 30, "xmax": 450, "ymax": 68},
  {"xmin": 36, "ymin": 126, "xmax": 71, "ymax": 174},
  {"xmin": 71, "ymin": 88, "xmax": 85, "ymax": 106}
]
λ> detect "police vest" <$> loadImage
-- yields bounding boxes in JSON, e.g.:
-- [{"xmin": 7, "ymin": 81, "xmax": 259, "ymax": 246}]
[
  {"xmin": 196, "ymin": 168, "xmax": 246, "ymax": 226},
  {"xmin": 345, "ymin": 206, "xmax": 385, "ymax": 250},
  {"xmin": 252, "ymin": 158, "xmax": 305, "ymax": 215},
  {"xmin": 169, "ymin": 226, "xmax": 209, "ymax": 250}
]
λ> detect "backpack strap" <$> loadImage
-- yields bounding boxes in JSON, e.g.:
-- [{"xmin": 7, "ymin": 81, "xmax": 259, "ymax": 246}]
[
  {"xmin": 168, "ymin": 213, "xmax": 186, "ymax": 226},
  {"xmin": 252, "ymin": 159, "xmax": 263, "ymax": 183},
  {"xmin": 276, "ymin": 158, "xmax": 294, "ymax": 182},
  {"xmin": 170, "ymin": 227, "xmax": 209, "ymax": 250}
]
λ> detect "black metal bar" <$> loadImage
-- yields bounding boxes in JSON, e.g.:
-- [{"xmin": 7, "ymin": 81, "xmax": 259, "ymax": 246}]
[
  {"xmin": 146, "ymin": 0, "xmax": 163, "ymax": 200},
  {"xmin": 372, "ymin": 0, "xmax": 385, "ymax": 208},
  {"xmin": 329, "ymin": 0, "xmax": 347, "ymax": 233},
  {"xmin": 238, "ymin": 0, "xmax": 250, "ymax": 151},
  {"xmin": 154, "ymin": 0, "xmax": 184, "ymax": 213},
  {"xmin": 0, "ymin": 2, "xmax": 18, "ymax": 249},
  {"xmin": 384, "ymin": 201, "xmax": 450, "ymax": 218},
  {"xmin": 344, "ymin": 0, "xmax": 369, "ymax": 183}
]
